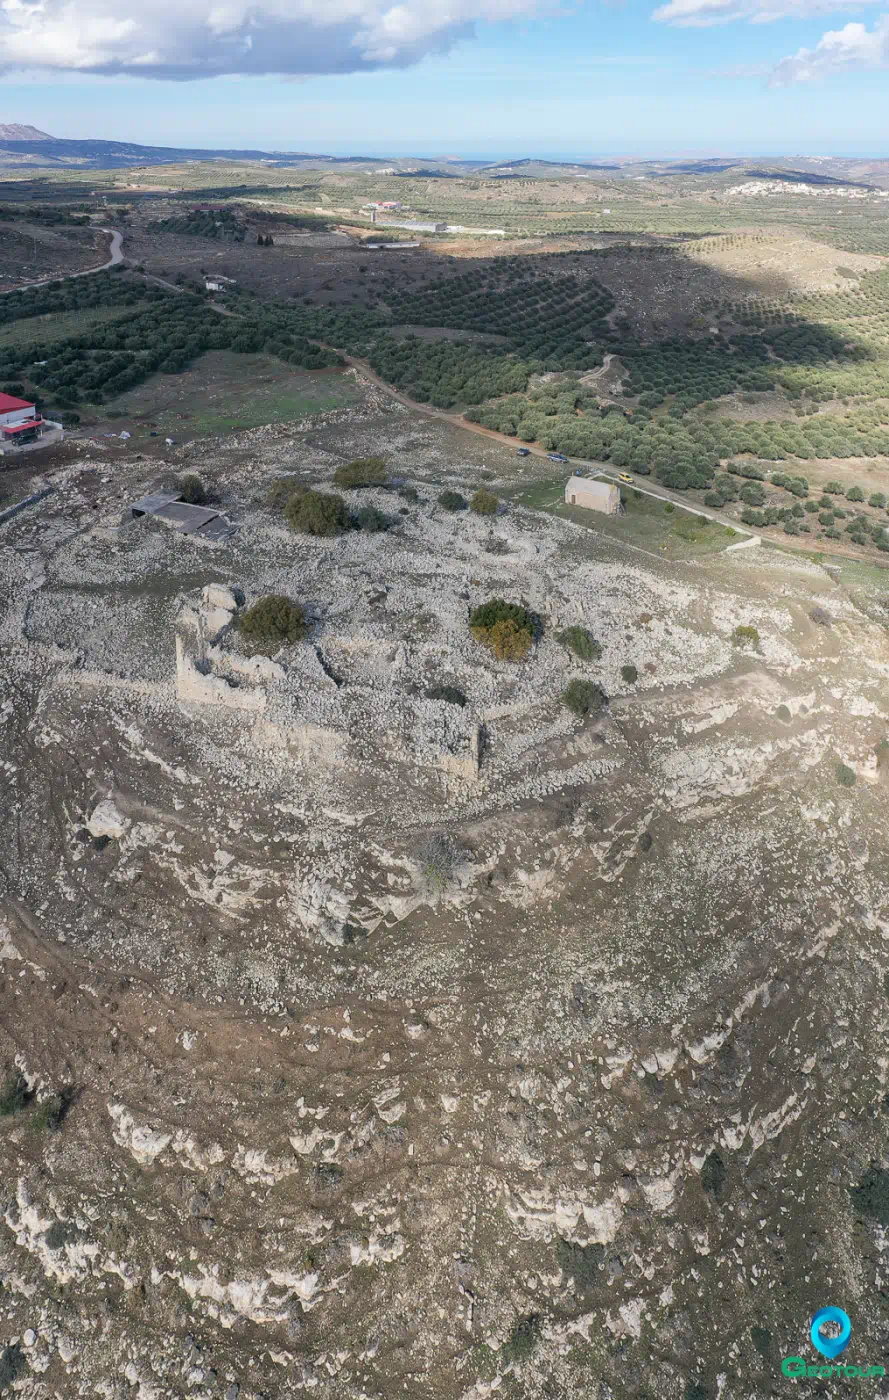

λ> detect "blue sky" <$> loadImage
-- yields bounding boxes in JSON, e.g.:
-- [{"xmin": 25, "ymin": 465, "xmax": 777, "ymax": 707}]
[{"xmin": 2, "ymin": 0, "xmax": 889, "ymax": 157}]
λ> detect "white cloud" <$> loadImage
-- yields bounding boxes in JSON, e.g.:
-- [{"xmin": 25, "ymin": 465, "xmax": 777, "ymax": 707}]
[
  {"xmin": 653, "ymin": 0, "xmax": 879, "ymax": 26},
  {"xmin": 0, "ymin": 0, "xmax": 552, "ymax": 78},
  {"xmin": 770, "ymin": 14, "xmax": 889, "ymax": 81}
]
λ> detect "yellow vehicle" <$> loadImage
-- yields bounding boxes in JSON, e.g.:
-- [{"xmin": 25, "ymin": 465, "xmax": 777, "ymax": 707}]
[{"xmin": 618, "ymin": 473, "xmax": 634, "ymax": 485}]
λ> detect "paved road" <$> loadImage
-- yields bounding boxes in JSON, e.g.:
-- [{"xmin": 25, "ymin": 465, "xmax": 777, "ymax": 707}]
[{"xmin": 0, "ymin": 228, "xmax": 124, "ymax": 297}]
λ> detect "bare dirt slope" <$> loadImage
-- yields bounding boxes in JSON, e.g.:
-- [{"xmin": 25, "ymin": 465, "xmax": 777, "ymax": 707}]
[
  {"xmin": 682, "ymin": 232, "xmax": 885, "ymax": 294},
  {"xmin": 1, "ymin": 391, "xmax": 889, "ymax": 1399}
]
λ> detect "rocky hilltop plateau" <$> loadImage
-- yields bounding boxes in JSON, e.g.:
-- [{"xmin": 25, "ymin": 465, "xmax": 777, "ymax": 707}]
[{"xmin": 1, "ymin": 388, "xmax": 888, "ymax": 1399}]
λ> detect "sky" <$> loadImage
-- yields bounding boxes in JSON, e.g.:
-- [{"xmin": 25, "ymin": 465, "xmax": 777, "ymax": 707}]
[{"xmin": 0, "ymin": 0, "xmax": 888, "ymax": 157}]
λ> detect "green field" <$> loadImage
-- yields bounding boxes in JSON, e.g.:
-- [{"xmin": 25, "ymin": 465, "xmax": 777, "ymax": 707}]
[
  {"xmin": 0, "ymin": 303, "xmax": 135, "ymax": 349},
  {"xmin": 101, "ymin": 351, "xmax": 361, "ymax": 437},
  {"xmin": 507, "ymin": 474, "xmax": 739, "ymax": 559}
]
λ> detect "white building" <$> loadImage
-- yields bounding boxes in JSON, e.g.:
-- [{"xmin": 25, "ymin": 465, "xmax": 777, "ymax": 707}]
[{"xmin": 564, "ymin": 477, "xmax": 620, "ymax": 515}]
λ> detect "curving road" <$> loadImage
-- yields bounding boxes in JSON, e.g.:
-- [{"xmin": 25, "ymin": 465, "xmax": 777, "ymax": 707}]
[
  {"xmin": 7, "ymin": 229, "xmax": 879, "ymax": 567},
  {"xmin": 0, "ymin": 226, "xmax": 123, "ymax": 297}
]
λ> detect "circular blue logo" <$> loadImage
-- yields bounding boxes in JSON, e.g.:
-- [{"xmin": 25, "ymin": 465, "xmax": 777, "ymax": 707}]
[{"xmin": 810, "ymin": 1307, "xmax": 852, "ymax": 1360}]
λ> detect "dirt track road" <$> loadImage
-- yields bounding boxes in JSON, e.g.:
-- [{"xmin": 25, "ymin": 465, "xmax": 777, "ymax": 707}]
[
  {"xmin": 337, "ymin": 350, "xmax": 765, "ymax": 537},
  {"xmin": 20, "ymin": 232, "xmax": 886, "ymax": 570},
  {"xmin": 0, "ymin": 228, "xmax": 123, "ymax": 297}
]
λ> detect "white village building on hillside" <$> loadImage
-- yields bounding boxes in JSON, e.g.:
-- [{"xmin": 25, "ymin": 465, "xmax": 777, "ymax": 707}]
[{"xmin": 564, "ymin": 476, "xmax": 621, "ymax": 515}]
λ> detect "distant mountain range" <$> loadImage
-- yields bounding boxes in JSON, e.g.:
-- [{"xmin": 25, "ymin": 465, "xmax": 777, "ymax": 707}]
[
  {"xmin": 0, "ymin": 132, "xmax": 387, "ymax": 171},
  {"xmin": 0, "ymin": 124, "xmax": 54, "ymax": 142},
  {"xmin": 1, "ymin": 128, "xmax": 889, "ymax": 188}
]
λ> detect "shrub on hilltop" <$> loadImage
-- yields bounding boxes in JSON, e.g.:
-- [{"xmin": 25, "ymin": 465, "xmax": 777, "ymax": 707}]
[
  {"xmin": 562, "ymin": 679, "xmax": 607, "ymax": 718},
  {"xmin": 849, "ymin": 1164, "xmax": 889, "ymax": 1226},
  {"xmin": 417, "ymin": 833, "xmax": 462, "ymax": 892},
  {"xmin": 284, "ymin": 488, "xmax": 350, "ymax": 537},
  {"xmin": 239, "ymin": 595, "xmax": 307, "ymax": 651},
  {"xmin": 556, "ymin": 1238, "xmax": 604, "ymax": 1291},
  {"xmin": 438, "ymin": 489, "xmax": 467, "ymax": 512},
  {"xmin": 176, "ymin": 473, "xmax": 207, "ymax": 506},
  {"xmin": 334, "ymin": 457, "xmax": 389, "ymax": 489},
  {"xmin": 470, "ymin": 488, "xmax": 500, "ymax": 516},
  {"xmin": 470, "ymin": 599, "xmax": 537, "ymax": 661},
  {"xmin": 0, "ymin": 1070, "xmax": 32, "ymax": 1117},
  {"xmin": 701, "ymin": 1149, "xmax": 728, "ymax": 1200},
  {"xmin": 267, "ymin": 478, "xmax": 301, "ymax": 508},
  {"xmin": 354, "ymin": 504, "xmax": 390, "ymax": 533},
  {"xmin": 502, "ymin": 1316, "xmax": 541, "ymax": 1365},
  {"xmin": 557, "ymin": 626, "xmax": 602, "ymax": 662}
]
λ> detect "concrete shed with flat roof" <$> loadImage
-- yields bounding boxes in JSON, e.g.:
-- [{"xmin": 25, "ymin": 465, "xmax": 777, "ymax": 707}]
[{"xmin": 130, "ymin": 491, "xmax": 237, "ymax": 544}]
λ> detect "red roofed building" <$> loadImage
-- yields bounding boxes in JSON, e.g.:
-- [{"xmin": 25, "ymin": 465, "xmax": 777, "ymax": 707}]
[{"xmin": 0, "ymin": 392, "xmax": 44, "ymax": 445}]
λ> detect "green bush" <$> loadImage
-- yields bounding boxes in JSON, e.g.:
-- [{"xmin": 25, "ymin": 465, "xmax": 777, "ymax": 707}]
[
  {"xmin": 32, "ymin": 1089, "xmax": 73, "ymax": 1134},
  {"xmin": 284, "ymin": 488, "xmax": 350, "ymax": 537},
  {"xmin": 847, "ymin": 485, "xmax": 865, "ymax": 502},
  {"xmin": 621, "ymin": 664, "xmax": 638, "ymax": 684},
  {"xmin": 239, "ymin": 595, "xmax": 306, "ymax": 650},
  {"xmin": 470, "ymin": 488, "xmax": 499, "ymax": 516},
  {"xmin": 334, "ymin": 457, "xmax": 389, "ymax": 488},
  {"xmin": 267, "ymin": 477, "xmax": 300, "ymax": 508},
  {"xmin": 438, "ymin": 489, "xmax": 467, "ymax": 511},
  {"xmin": 0, "ymin": 1070, "xmax": 32, "ymax": 1117},
  {"xmin": 870, "ymin": 492, "xmax": 887, "ymax": 509},
  {"xmin": 836, "ymin": 762, "xmax": 856, "ymax": 788},
  {"xmin": 418, "ymin": 833, "xmax": 461, "ymax": 891},
  {"xmin": 740, "ymin": 482, "xmax": 765, "ymax": 507},
  {"xmin": 176, "ymin": 473, "xmax": 206, "ymax": 506},
  {"xmin": 751, "ymin": 1326, "xmax": 772, "ymax": 1358},
  {"xmin": 684, "ymin": 1381, "xmax": 715, "ymax": 1400},
  {"xmin": 354, "ymin": 505, "xmax": 389, "ymax": 532},
  {"xmin": 701, "ymin": 1150, "xmax": 727, "ymax": 1201},
  {"xmin": 470, "ymin": 600, "xmax": 537, "ymax": 662},
  {"xmin": 557, "ymin": 626, "xmax": 602, "ymax": 661},
  {"xmin": 732, "ymin": 625, "xmax": 760, "ymax": 647},
  {"xmin": 556, "ymin": 1238, "xmax": 604, "ymax": 1291},
  {"xmin": 502, "ymin": 1316, "xmax": 540, "ymax": 1365},
  {"xmin": 0, "ymin": 1344, "xmax": 25, "ymax": 1392},
  {"xmin": 562, "ymin": 679, "xmax": 607, "ymax": 718},
  {"xmin": 397, "ymin": 485, "xmax": 419, "ymax": 503},
  {"xmin": 849, "ymin": 1165, "xmax": 889, "ymax": 1226}
]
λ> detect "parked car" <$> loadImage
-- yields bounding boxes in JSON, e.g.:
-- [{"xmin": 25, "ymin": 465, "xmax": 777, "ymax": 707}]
[
  {"xmin": 618, "ymin": 473, "xmax": 634, "ymax": 485},
  {"xmin": 516, "ymin": 448, "xmax": 530, "ymax": 457},
  {"xmin": 547, "ymin": 452, "xmax": 568, "ymax": 463}
]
